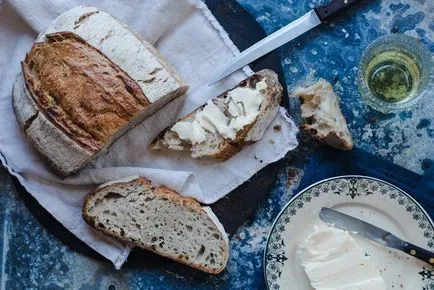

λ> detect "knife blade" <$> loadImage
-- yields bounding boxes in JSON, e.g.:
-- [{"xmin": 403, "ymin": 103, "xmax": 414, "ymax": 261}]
[
  {"xmin": 320, "ymin": 207, "xmax": 434, "ymax": 266},
  {"xmin": 208, "ymin": 0, "xmax": 362, "ymax": 85}
]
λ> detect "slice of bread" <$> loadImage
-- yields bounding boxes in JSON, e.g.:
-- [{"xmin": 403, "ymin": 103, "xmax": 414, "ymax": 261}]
[
  {"xmin": 82, "ymin": 176, "xmax": 229, "ymax": 274},
  {"xmin": 295, "ymin": 79, "xmax": 353, "ymax": 151},
  {"xmin": 151, "ymin": 69, "xmax": 282, "ymax": 160}
]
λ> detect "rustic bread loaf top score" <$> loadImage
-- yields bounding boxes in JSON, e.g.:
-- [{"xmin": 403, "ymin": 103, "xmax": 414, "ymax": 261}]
[
  {"xmin": 295, "ymin": 79, "xmax": 353, "ymax": 151},
  {"xmin": 13, "ymin": 7, "xmax": 188, "ymax": 177},
  {"xmin": 151, "ymin": 69, "xmax": 283, "ymax": 160}
]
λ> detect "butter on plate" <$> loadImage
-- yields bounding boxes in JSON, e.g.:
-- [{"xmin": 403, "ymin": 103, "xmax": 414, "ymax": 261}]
[{"xmin": 298, "ymin": 227, "xmax": 386, "ymax": 290}]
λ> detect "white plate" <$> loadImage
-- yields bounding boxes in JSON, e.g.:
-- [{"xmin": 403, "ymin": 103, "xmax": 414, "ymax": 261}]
[{"xmin": 264, "ymin": 176, "xmax": 434, "ymax": 290}]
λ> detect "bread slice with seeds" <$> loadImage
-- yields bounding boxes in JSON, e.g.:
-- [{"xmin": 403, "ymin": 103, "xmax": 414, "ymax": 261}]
[
  {"xmin": 82, "ymin": 176, "xmax": 229, "ymax": 274},
  {"xmin": 151, "ymin": 69, "xmax": 282, "ymax": 160}
]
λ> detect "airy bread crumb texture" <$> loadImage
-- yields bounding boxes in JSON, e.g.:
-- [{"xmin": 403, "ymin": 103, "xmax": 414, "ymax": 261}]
[
  {"xmin": 82, "ymin": 177, "xmax": 229, "ymax": 274},
  {"xmin": 295, "ymin": 79, "xmax": 353, "ymax": 151}
]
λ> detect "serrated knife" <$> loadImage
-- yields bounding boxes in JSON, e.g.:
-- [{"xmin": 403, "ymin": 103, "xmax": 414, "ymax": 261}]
[
  {"xmin": 319, "ymin": 207, "xmax": 434, "ymax": 266},
  {"xmin": 208, "ymin": 0, "xmax": 363, "ymax": 85}
]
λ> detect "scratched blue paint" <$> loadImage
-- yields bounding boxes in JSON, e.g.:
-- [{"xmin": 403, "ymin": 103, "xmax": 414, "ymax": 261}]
[
  {"xmin": 389, "ymin": 3, "xmax": 410, "ymax": 12},
  {"xmin": 391, "ymin": 11, "xmax": 425, "ymax": 33},
  {"xmin": 1, "ymin": 0, "xmax": 433, "ymax": 289}
]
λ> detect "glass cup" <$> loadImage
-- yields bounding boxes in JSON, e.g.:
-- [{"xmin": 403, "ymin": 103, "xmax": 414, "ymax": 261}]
[{"xmin": 357, "ymin": 34, "xmax": 433, "ymax": 114}]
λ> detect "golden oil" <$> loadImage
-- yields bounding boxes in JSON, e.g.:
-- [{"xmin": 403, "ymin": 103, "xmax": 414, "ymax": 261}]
[{"xmin": 364, "ymin": 50, "xmax": 421, "ymax": 103}]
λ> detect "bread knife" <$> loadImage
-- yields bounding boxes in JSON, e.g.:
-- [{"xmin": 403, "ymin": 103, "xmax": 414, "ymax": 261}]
[
  {"xmin": 208, "ymin": 0, "xmax": 363, "ymax": 85},
  {"xmin": 320, "ymin": 207, "xmax": 434, "ymax": 266}
]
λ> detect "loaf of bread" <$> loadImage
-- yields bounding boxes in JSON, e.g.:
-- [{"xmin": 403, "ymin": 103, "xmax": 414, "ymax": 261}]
[
  {"xmin": 295, "ymin": 79, "xmax": 353, "ymax": 150},
  {"xmin": 82, "ymin": 176, "xmax": 229, "ymax": 274},
  {"xmin": 13, "ymin": 7, "xmax": 188, "ymax": 176},
  {"xmin": 151, "ymin": 69, "xmax": 282, "ymax": 160}
]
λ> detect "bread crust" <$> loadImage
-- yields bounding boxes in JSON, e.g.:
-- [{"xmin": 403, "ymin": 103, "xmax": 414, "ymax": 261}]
[
  {"xmin": 12, "ymin": 74, "xmax": 93, "ymax": 177},
  {"xmin": 82, "ymin": 177, "xmax": 229, "ymax": 274},
  {"xmin": 37, "ymin": 6, "xmax": 189, "ymax": 103},
  {"xmin": 13, "ymin": 7, "xmax": 189, "ymax": 177},
  {"xmin": 296, "ymin": 79, "xmax": 353, "ymax": 151},
  {"xmin": 211, "ymin": 69, "xmax": 282, "ymax": 160},
  {"xmin": 301, "ymin": 122, "xmax": 353, "ymax": 151},
  {"xmin": 151, "ymin": 69, "xmax": 282, "ymax": 160},
  {"xmin": 22, "ymin": 32, "xmax": 151, "ymax": 152}
]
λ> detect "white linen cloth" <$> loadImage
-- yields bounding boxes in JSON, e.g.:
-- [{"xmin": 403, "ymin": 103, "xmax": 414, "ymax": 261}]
[{"xmin": 0, "ymin": 0, "xmax": 298, "ymax": 268}]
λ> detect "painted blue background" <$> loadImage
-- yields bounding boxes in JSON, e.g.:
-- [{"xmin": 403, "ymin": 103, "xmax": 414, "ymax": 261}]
[{"xmin": 0, "ymin": 0, "xmax": 433, "ymax": 289}]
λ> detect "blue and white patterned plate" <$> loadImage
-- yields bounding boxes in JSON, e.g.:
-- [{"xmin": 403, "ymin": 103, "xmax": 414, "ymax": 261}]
[{"xmin": 264, "ymin": 176, "xmax": 434, "ymax": 290}]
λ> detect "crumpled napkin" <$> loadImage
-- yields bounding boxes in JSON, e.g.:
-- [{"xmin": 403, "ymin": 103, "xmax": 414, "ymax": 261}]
[{"xmin": 0, "ymin": 0, "xmax": 298, "ymax": 268}]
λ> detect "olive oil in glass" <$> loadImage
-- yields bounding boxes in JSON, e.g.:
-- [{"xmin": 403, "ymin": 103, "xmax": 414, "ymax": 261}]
[
  {"xmin": 358, "ymin": 34, "xmax": 433, "ymax": 113},
  {"xmin": 364, "ymin": 50, "xmax": 420, "ymax": 103}
]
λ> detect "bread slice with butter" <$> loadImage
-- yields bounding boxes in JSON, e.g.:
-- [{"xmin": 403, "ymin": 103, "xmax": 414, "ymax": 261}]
[
  {"xmin": 12, "ymin": 7, "xmax": 188, "ymax": 177},
  {"xmin": 82, "ymin": 176, "xmax": 229, "ymax": 274},
  {"xmin": 151, "ymin": 69, "xmax": 282, "ymax": 160},
  {"xmin": 295, "ymin": 79, "xmax": 353, "ymax": 151}
]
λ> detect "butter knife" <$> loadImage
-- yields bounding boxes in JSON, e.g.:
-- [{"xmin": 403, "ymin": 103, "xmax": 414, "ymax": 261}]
[
  {"xmin": 320, "ymin": 207, "xmax": 434, "ymax": 266},
  {"xmin": 208, "ymin": 0, "xmax": 363, "ymax": 85}
]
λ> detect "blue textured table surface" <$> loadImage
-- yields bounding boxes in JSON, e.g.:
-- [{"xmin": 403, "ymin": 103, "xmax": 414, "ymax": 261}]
[{"xmin": 1, "ymin": 0, "xmax": 433, "ymax": 289}]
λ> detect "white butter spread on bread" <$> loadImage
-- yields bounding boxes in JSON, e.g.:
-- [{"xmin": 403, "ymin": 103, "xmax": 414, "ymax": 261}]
[
  {"xmin": 299, "ymin": 227, "xmax": 386, "ymax": 290},
  {"xmin": 151, "ymin": 70, "xmax": 282, "ymax": 161},
  {"xmin": 171, "ymin": 80, "xmax": 267, "ymax": 144},
  {"xmin": 171, "ymin": 119, "xmax": 207, "ymax": 144}
]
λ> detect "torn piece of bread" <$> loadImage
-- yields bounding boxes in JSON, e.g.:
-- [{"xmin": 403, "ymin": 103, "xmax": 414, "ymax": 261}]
[
  {"xmin": 295, "ymin": 79, "xmax": 353, "ymax": 151},
  {"xmin": 151, "ymin": 69, "xmax": 282, "ymax": 160},
  {"xmin": 13, "ymin": 7, "xmax": 188, "ymax": 177},
  {"xmin": 82, "ymin": 176, "xmax": 229, "ymax": 274}
]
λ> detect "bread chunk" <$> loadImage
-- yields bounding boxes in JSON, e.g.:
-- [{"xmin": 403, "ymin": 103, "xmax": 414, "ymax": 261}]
[
  {"xmin": 82, "ymin": 176, "xmax": 229, "ymax": 274},
  {"xmin": 295, "ymin": 79, "xmax": 353, "ymax": 151}
]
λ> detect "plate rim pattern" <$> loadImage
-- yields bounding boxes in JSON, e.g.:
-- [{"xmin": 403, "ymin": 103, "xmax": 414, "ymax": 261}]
[{"xmin": 263, "ymin": 175, "xmax": 434, "ymax": 290}]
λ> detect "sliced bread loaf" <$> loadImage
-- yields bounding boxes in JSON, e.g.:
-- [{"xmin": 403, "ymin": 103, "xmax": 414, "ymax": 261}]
[
  {"xmin": 82, "ymin": 176, "xmax": 229, "ymax": 274},
  {"xmin": 13, "ymin": 7, "xmax": 188, "ymax": 177},
  {"xmin": 151, "ymin": 69, "xmax": 282, "ymax": 160},
  {"xmin": 37, "ymin": 6, "xmax": 187, "ymax": 106},
  {"xmin": 295, "ymin": 79, "xmax": 353, "ymax": 150}
]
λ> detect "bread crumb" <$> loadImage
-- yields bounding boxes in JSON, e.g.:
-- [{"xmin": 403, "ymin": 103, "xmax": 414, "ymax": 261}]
[
  {"xmin": 273, "ymin": 125, "xmax": 281, "ymax": 131},
  {"xmin": 295, "ymin": 79, "xmax": 353, "ymax": 151},
  {"xmin": 254, "ymin": 155, "xmax": 263, "ymax": 163}
]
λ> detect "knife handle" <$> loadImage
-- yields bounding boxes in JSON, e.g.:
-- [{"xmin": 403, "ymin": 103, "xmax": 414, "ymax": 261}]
[
  {"xmin": 314, "ymin": 0, "xmax": 361, "ymax": 21},
  {"xmin": 401, "ymin": 242, "xmax": 434, "ymax": 265}
]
